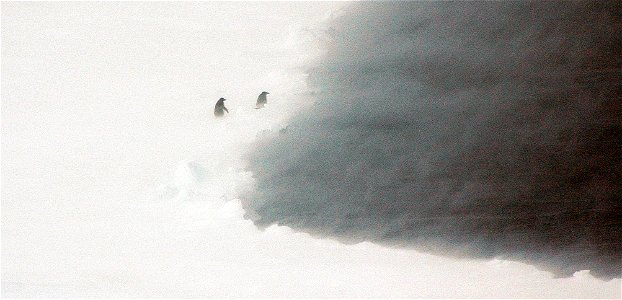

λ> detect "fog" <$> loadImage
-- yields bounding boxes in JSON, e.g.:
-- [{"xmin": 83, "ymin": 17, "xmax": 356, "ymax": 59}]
[
  {"xmin": 2, "ymin": 2, "xmax": 620, "ymax": 298},
  {"xmin": 243, "ymin": 1, "xmax": 622, "ymax": 281}
]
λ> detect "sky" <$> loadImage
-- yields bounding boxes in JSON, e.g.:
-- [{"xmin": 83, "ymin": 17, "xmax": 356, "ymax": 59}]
[{"xmin": 2, "ymin": 1, "xmax": 621, "ymax": 298}]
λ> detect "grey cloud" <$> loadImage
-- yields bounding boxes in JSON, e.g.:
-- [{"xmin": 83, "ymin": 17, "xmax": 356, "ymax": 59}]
[{"xmin": 241, "ymin": 1, "xmax": 621, "ymax": 280}]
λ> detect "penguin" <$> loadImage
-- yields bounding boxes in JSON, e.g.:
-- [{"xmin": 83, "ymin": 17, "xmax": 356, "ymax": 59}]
[
  {"xmin": 214, "ymin": 97, "xmax": 229, "ymax": 117},
  {"xmin": 255, "ymin": 91, "xmax": 269, "ymax": 109}
]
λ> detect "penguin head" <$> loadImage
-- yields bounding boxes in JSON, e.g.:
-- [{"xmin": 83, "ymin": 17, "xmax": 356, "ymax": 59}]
[
  {"xmin": 219, "ymin": 97, "xmax": 226, "ymax": 101},
  {"xmin": 262, "ymin": 91, "xmax": 269, "ymax": 95}
]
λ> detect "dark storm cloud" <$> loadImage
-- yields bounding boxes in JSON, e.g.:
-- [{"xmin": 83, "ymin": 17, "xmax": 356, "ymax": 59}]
[{"xmin": 241, "ymin": 1, "xmax": 622, "ymax": 280}]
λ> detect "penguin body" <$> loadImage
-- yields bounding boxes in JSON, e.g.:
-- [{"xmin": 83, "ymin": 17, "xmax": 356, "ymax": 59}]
[
  {"xmin": 255, "ymin": 92, "xmax": 269, "ymax": 109},
  {"xmin": 214, "ymin": 98, "xmax": 229, "ymax": 117}
]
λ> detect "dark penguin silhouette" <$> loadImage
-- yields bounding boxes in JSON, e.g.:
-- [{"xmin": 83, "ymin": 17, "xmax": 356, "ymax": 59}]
[
  {"xmin": 255, "ymin": 91, "xmax": 269, "ymax": 109},
  {"xmin": 214, "ymin": 98, "xmax": 229, "ymax": 117}
]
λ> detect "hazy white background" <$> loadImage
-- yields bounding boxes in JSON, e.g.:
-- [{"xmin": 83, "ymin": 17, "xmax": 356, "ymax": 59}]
[{"xmin": 1, "ymin": 2, "xmax": 620, "ymax": 297}]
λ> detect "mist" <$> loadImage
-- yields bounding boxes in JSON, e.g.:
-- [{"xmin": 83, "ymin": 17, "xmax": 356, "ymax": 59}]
[
  {"xmin": 2, "ymin": 1, "xmax": 620, "ymax": 298},
  {"xmin": 243, "ymin": 1, "xmax": 622, "ymax": 281}
]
